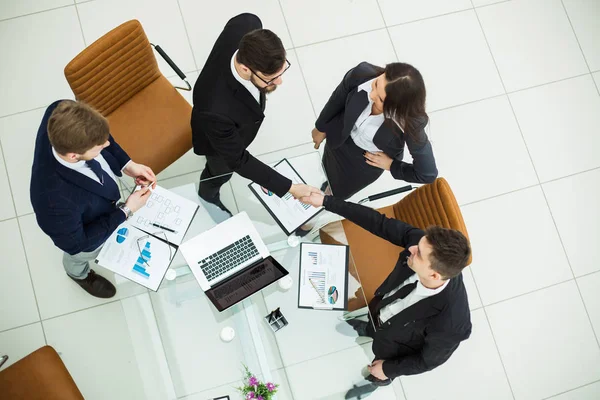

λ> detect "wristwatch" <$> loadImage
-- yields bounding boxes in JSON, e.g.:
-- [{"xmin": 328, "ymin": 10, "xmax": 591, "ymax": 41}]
[{"xmin": 117, "ymin": 202, "xmax": 133, "ymax": 220}]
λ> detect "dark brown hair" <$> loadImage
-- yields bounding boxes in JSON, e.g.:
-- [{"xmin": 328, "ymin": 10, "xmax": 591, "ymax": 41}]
[
  {"xmin": 375, "ymin": 62, "xmax": 428, "ymax": 141},
  {"xmin": 237, "ymin": 29, "xmax": 286, "ymax": 76},
  {"xmin": 47, "ymin": 100, "xmax": 110, "ymax": 155},
  {"xmin": 424, "ymin": 226, "xmax": 471, "ymax": 280}
]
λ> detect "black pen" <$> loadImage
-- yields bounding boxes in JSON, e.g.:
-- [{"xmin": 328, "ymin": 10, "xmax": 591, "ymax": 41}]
[{"xmin": 151, "ymin": 223, "xmax": 177, "ymax": 233}]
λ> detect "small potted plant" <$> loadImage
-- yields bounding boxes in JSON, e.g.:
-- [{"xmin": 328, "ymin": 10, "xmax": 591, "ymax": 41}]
[{"xmin": 236, "ymin": 365, "xmax": 278, "ymax": 400}]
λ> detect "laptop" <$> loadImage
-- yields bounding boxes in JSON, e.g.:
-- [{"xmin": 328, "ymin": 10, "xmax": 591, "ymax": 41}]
[{"xmin": 179, "ymin": 212, "xmax": 289, "ymax": 312}]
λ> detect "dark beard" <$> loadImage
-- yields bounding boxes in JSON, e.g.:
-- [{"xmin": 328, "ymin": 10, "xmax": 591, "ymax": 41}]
[{"xmin": 250, "ymin": 74, "xmax": 277, "ymax": 94}]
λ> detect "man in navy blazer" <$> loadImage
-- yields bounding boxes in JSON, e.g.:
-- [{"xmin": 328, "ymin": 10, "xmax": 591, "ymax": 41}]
[{"xmin": 30, "ymin": 100, "xmax": 156, "ymax": 298}]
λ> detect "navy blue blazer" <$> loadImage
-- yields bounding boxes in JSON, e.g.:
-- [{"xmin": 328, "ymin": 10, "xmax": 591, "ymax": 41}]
[{"xmin": 30, "ymin": 100, "xmax": 131, "ymax": 255}]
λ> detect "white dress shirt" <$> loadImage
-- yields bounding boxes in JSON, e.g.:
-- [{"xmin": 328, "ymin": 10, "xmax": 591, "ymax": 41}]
[
  {"xmin": 350, "ymin": 78, "xmax": 385, "ymax": 153},
  {"xmin": 231, "ymin": 50, "xmax": 261, "ymax": 104},
  {"xmin": 52, "ymin": 147, "xmax": 120, "ymax": 186},
  {"xmin": 379, "ymin": 272, "xmax": 449, "ymax": 324}
]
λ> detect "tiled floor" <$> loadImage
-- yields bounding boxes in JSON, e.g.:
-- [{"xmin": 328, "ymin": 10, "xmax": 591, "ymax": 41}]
[{"xmin": 1, "ymin": 0, "xmax": 600, "ymax": 399}]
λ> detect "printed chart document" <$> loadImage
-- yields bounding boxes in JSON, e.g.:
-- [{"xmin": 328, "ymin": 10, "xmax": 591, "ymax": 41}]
[
  {"xmin": 96, "ymin": 223, "xmax": 176, "ymax": 291},
  {"xmin": 129, "ymin": 185, "xmax": 198, "ymax": 246},
  {"xmin": 248, "ymin": 158, "xmax": 323, "ymax": 236},
  {"xmin": 298, "ymin": 243, "xmax": 349, "ymax": 310}
]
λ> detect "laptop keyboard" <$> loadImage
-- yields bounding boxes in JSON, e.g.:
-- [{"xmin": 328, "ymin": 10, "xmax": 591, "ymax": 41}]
[
  {"xmin": 213, "ymin": 264, "xmax": 267, "ymax": 299},
  {"xmin": 198, "ymin": 235, "xmax": 259, "ymax": 282}
]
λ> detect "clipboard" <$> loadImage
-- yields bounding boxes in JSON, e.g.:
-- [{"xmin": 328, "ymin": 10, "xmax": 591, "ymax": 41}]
[
  {"xmin": 298, "ymin": 243, "xmax": 349, "ymax": 311},
  {"xmin": 248, "ymin": 158, "xmax": 324, "ymax": 236}
]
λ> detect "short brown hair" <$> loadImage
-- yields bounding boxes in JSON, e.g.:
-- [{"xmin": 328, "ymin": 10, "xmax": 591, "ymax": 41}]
[
  {"xmin": 47, "ymin": 100, "xmax": 110, "ymax": 155},
  {"xmin": 237, "ymin": 29, "xmax": 286, "ymax": 75},
  {"xmin": 424, "ymin": 226, "xmax": 471, "ymax": 280}
]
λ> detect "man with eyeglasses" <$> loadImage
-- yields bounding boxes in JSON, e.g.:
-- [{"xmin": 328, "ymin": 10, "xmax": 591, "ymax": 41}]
[{"xmin": 191, "ymin": 13, "xmax": 318, "ymax": 214}]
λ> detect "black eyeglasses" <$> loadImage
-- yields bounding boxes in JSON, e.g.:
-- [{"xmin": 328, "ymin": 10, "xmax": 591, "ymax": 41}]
[{"xmin": 249, "ymin": 59, "xmax": 292, "ymax": 86}]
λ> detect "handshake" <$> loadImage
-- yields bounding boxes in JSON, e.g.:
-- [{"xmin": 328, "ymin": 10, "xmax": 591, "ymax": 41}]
[{"xmin": 288, "ymin": 183, "xmax": 326, "ymax": 208}]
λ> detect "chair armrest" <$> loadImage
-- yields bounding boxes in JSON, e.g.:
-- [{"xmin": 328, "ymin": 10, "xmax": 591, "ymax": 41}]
[
  {"xmin": 151, "ymin": 43, "xmax": 191, "ymax": 91},
  {"xmin": 0, "ymin": 355, "xmax": 8, "ymax": 369}
]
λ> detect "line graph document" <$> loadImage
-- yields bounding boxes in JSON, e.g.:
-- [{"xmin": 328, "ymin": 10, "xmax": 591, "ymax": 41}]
[{"xmin": 298, "ymin": 243, "xmax": 349, "ymax": 310}]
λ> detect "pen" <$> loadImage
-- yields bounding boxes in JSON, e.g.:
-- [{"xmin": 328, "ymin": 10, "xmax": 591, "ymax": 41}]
[
  {"xmin": 151, "ymin": 223, "xmax": 177, "ymax": 233},
  {"xmin": 309, "ymin": 278, "xmax": 326, "ymax": 303}
]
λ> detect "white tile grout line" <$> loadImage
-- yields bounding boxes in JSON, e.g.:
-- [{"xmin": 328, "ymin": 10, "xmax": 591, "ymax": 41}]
[
  {"xmin": 542, "ymin": 378, "xmax": 600, "ymax": 399},
  {"xmin": 0, "ymin": 3, "xmax": 75, "ymax": 23},
  {"xmin": 175, "ymin": 0, "xmax": 199, "ymax": 72},
  {"xmin": 73, "ymin": 2, "xmax": 87, "ymax": 47}
]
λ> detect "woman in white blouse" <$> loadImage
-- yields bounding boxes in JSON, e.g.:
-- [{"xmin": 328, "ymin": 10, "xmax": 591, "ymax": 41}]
[{"xmin": 312, "ymin": 62, "xmax": 438, "ymax": 199}]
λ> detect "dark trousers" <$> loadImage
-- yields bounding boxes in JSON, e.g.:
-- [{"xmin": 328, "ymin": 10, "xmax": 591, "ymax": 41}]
[
  {"xmin": 198, "ymin": 155, "xmax": 234, "ymax": 200},
  {"xmin": 323, "ymin": 138, "xmax": 384, "ymax": 200}
]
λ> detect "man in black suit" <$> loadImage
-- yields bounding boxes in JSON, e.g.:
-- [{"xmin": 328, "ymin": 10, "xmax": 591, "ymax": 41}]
[
  {"xmin": 300, "ymin": 192, "xmax": 472, "ymax": 393},
  {"xmin": 31, "ymin": 100, "xmax": 156, "ymax": 298},
  {"xmin": 191, "ymin": 13, "xmax": 318, "ymax": 214}
]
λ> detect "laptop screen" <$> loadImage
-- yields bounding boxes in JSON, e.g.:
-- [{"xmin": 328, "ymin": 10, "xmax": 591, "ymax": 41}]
[{"xmin": 205, "ymin": 256, "xmax": 288, "ymax": 311}]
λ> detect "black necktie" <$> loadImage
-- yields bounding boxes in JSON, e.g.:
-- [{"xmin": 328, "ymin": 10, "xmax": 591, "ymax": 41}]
[
  {"xmin": 375, "ymin": 280, "xmax": 418, "ymax": 315},
  {"xmin": 85, "ymin": 158, "xmax": 120, "ymax": 200},
  {"xmin": 260, "ymin": 92, "xmax": 266, "ymax": 112}
]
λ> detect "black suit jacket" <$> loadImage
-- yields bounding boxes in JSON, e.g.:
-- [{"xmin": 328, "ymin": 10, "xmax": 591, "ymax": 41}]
[
  {"xmin": 323, "ymin": 196, "xmax": 471, "ymax": 379},
  {"xmin": 30, "ymin": 100, "xmax": 130, "ymax": 255},
  {"xmin": 315, "ymin": 62, "xmax": 438, "ymax": 184},
  {"xmin": 191, "ymin": 13, "xmax": 292, "ymax": 197}
]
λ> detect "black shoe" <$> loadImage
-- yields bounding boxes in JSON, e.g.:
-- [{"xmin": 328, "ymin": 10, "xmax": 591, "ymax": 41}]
[
  {"xmin": 68, "ymin": 269, "xmax": 116, "ymax": 298},
  {"xmin": 346, "ymin": 319, "xmax": 369, "ymax": 337},
  {"xmin": 198, "ymin": 191, "xmax": 232, "ymax": 216},
  {"xmin": 294, "ymin": 226, "xmax": 312, "ymax": 237},
  {"xmin": 365, "ymin": 374, "xmax": 392, "ymax": 387},
  {"xmin": 345, "ymin": 382, "xmax": 378, "ymax": 399}
]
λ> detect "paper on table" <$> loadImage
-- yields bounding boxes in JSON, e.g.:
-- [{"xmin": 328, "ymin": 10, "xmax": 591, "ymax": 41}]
[
  {"xmin": 129, "ymin": 185, "xmax": 198, "ymax": 246},
  {"xmin": 298, "ymin": 243, "xmax": 348, "ymax": 310},
  {"xmin": 96, "ymin": 222, "xmax": 175, "ymax": 291}
]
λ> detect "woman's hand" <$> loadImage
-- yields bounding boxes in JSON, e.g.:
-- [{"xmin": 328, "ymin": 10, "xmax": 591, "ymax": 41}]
[
  {"xmin": 312, "ymin": 128, "xmax": 326, "ymax": 149},
  {"xmin": 364, "ymin": 151, "xmax": 393, "ymax": 171}
]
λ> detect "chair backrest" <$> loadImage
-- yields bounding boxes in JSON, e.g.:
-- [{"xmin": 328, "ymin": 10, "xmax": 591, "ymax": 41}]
[
  {"xmin": 64, "ymin": 20, "xmax": 161, "ymax": 116},
  {"xmin": 393, "ymin": 177, "xmax": 472, "ymax": 265}
]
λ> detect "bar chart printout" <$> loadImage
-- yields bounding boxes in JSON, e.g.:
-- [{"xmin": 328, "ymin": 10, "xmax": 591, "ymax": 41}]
[{"xmin": 132, "ymin": 242, "xmax": 151, "ymax": 279}]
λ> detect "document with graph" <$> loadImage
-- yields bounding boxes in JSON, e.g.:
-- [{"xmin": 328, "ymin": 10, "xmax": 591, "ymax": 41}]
[
  {"xmin": 298, "ymin": 243, "xmax": 349, "ymax": 310},
  {"xmin": 96, "ymin": 223, "xmax": 176, "ymax": 291},
  {"xmin": 128, "ymin": 185, "xmax": 199, "ymax": 246},
  {"xmin": 248, "ymin": 158, "xmax": 323, "ymax": 235}
]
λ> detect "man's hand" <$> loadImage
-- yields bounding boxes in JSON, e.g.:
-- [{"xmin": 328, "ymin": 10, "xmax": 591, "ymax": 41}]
[
  {"xmin": 289, "ymin": 183, "xmax": 320, "ymax": 199},
  {"xmin": 125, "ymin": 187, "xmax": 151, "ymax": 213},
  {"xmin": 364, "ymin": 151, "xmax": 393, "ymax": 171},
  {"xmin": 299, "ymin": 192, "xmax": 325, "ymax": 208},
  {"xmin": 312, "ymin": 128, "xmax": 326, "ymax": 149},
  {"xmin": 368, "ymin": 360, "xmax": 388, "ymax": 381},
  {"xmin": 123, "ymin": 162, "xmax": 157, "ymax": 189}
]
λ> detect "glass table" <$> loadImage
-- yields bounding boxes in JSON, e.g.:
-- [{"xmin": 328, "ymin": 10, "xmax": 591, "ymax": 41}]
[{"xmin": 115, "ymin": 150, "xmax": 405, "ymax": 399}]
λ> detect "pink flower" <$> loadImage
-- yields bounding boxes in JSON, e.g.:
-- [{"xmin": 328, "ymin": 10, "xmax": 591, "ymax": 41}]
[
  {"xmin": 266, "ymin": 382, "xmax": 275, "ymax": 392},
  {"xmin": 248, "ymin": 376, "xmax": 259, "ymax": 386},
  {"xmin": 245, "ymin": 392, "xmax": 255, "ymax": 400},
  {"xmin": 257, "ymin": 396, "xmax": 264, "ymax": 400}
]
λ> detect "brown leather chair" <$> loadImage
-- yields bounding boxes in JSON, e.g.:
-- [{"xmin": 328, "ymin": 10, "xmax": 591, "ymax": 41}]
[
  {"xmin": 320, "ymin": 178, "xmax": 472, "ymax": 311},
  {"xmin": 0, "ymin": 346, "xmax": 83, "ymax": 400},
  {"xmin": 64, "ymin": 20, "xmax": 192, "ymax": 174}
]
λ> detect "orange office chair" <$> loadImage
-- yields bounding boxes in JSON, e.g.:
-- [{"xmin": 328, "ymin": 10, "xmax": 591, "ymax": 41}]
[
  {"xmin": 320, "ymin": 178, "xmax": 472, "ymax": 311},
  {"xmin": 0, "ymin": 346, "xmax": 83, "ymax": 400},
  {"xmin": 64, "ymin": 19, "xmax": 193, "ymax": 174}
]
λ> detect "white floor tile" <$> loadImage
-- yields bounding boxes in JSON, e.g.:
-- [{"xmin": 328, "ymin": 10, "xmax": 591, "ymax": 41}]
[
  {"xmin": 462, "ymin": 266, "xmax": 483, "ymax": 310},
  {"xmin": 378, "ymin": 0, "xmax": 472, "ymax": 26},
  {"xmin": 510, "ymin": 75, "xmax": 600, "ymax": 182},
  {"xmin": 472, "ymin": 0, "xmax": 507, "ymax": 6},
  {"xmin": 166, "ymin": 70, "xmax": 198, "ymax": 107},
  {"xmin": 18, "ymin": 214, "xmax": 146, "ymax": 319},
  {"xmin": 0, "ymin": 323, "xmax": 45, "ymax": 369},
  {"xmin": 543, "ymin": 169, "xmax": 600, "ymax": 277},
  {"xmin": 280, "ymin": 0, "xmax": 385, "ymax": 47},
  {"xmin": 0, "ymin": 0, "xmax": 71, "ymax": 21},
  {"xmin": 486, "ymin": 281, "xmax": 600, "ymax": 400},
  {"xmin": 477, "ymin": 0, "xmax": 588, "ymax": 92},
  {"xmin": 0, "ymin": 150, "xmax": 15, "ymax": 220},
  {"xmin": 247, "ymin": 51, "xmax": 316, "ymax": 156},
  {"xmin": 0, "ymin": 108, "xmax": 45, "ymax": 216},
  {"xmin": 594, "ymin": 71, "xmax": 600, "ymax": 85},
  {"xmin": 296, "ymin": 29, "xmax": 397, "ymax": 117},
  {"xmin": 43, "ymin": 302, "xmax": 147, "ymax": 400},
  {"xmin": 0, "ymin": 7, "xmax": 84, "ymax": 118},
  {"xmin": 179, "ymin": 0, "xmax": 292, "ymax": 69},
  {"xmin": 401, "ymin": 309, "xmax": 512, "ymax": 400},
  {"xmin": 284, "ymin": 343, "xmax": 405, "ymax": 399},
  {"xmin": 77, "ymin": 0, "xmax": 196, "ymax": 76},
  {"xmin": 462, "ymin": 187, "xmax": 572, "ymax": 306},
  {"xmin": 156, "ymin": 149, "xmax": 203, "ymax": 182},
  {"xmin": 577, "ymin": 272, "xmax": 600, "ymax": 349},
  {"xmin": 429, "ymin": 96, "xmax": 537, "ymax": 205},
  {"xmin": 563, "ymin": 0, "xmax": 600, "ymax": 71},
  {"xmin": 547, "ymin": 381, "xmax": 600, "ymax": 400},
  {"xmin": 389, "ymin": 10, "xmax": 504, "ymax": 111},
  {"xmin": 0, "ymin": 219, "xmax": 39, "ymax": 331}
]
